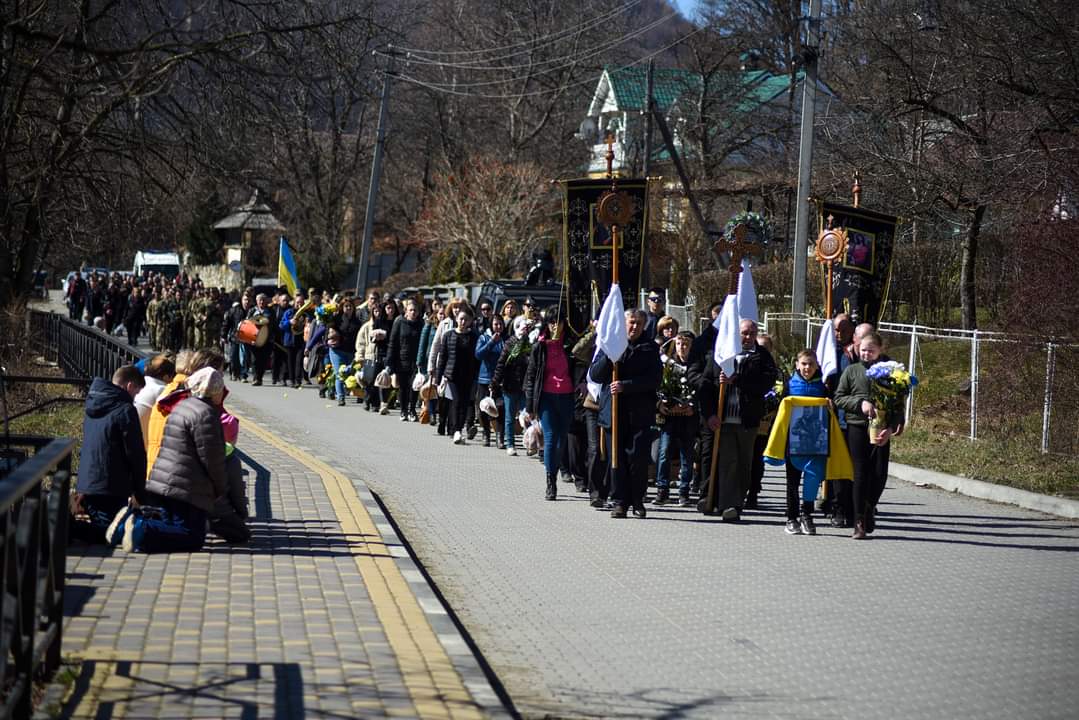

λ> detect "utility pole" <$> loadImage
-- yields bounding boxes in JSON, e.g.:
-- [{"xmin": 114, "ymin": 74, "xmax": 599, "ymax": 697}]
[
  {"xmin": 642, "ymin": 59, "xmax": 655, "ymax": 288},
  {"xmin": 791, "ymin": 0, "xmax": 822, "ymax": 319},
  {"xmin": 355, "ymin": 51, "xmax": 394, "ymax": 296}
]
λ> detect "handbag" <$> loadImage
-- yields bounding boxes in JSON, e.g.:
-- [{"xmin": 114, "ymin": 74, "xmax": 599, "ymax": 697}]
[
  {"xmin": 360, "ymin": 360, "xmax": 376, "ymax": 385},
  {"xmin": 582, "ymin": 393, "xmax": 600, "ymax": 412},
  {"xmin": 375, "ymin": 368, "xmax": 392, "ymax": 389}
]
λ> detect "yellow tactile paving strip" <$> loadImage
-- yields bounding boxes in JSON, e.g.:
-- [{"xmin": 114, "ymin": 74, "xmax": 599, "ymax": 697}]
[{"xmin": 240, "ymin": 416, "xmax": 484, "ymax": 720}]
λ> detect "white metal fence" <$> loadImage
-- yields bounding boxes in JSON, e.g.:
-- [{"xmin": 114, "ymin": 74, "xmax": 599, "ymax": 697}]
[{"xmin": 761, "ymin": 313, "xmax": 1079, "ymax": 456}]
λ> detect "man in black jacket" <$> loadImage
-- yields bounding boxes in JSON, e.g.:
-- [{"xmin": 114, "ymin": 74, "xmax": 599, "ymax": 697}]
[
  {"xmin": 696, "ymin": 319, "xmax": 778, "ymax": 519},
  {"xmin": 590, "ymin": 309, "xmax": 662, "ymax": 518},
  {"xmin": 72, "ymin": 366, "xmax": 146, "ymax": 543}
]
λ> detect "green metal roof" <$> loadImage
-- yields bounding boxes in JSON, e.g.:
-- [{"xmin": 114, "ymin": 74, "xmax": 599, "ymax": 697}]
[
  {"xmin": 607, "ymin": 66, "xmax": 702, "ymax": 112},
  {"xmin": 605, "ymin": 66, "xmax": 805, "ymax": 114}
]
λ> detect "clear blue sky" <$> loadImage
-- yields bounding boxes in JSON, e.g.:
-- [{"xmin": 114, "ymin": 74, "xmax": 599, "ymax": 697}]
[{"xmin": 673, "ymin": 0, "xmax": 698, "ymax": 20}]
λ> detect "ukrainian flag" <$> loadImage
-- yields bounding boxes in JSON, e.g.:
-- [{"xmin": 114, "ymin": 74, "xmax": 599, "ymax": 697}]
[{"xmin": 277, "ymin": 237, "xmax": 299, "ymax": 296}]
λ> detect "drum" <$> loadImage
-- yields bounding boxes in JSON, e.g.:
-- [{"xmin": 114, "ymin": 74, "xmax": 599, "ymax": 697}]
[{"xmin": 236, "ymin": 319, "xmax": 270, "ymax": 347}]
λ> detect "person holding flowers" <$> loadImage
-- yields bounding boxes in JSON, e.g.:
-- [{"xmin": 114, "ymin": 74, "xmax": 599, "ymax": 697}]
[
  {"xmin": 492, "ymin": 314, "xmax": 533, "ymax": 455},
  {"xmin": 834, "ymin": 331, "xmax": 916, "ymax": 539},
  {"xmin": 653, "ymin": 330, "xmax": 698, "ymax": 506}
]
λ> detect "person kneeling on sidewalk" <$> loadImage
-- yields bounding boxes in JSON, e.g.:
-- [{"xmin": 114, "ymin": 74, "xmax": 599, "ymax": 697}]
[
  {"xmin": 71, "ymin": 366, "xmax": 147, "ymax": 544},
  {"xmin": 109, "ymin": 367, "xmax": 228, "ymax": 552}
]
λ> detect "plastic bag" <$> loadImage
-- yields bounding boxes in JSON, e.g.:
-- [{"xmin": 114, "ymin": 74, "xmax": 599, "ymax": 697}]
[
  {"xmin": 517, "ymin": 409, "xmax": 531, "ymax": 430},
  {"xmin": 374, "ymin": 368, "xmax": 392, "ymax": 389},
  {"xmin": 479, "ymin": 396, "xmax": 499, "ymax": 418},
  {"xmin": 412, "ymin": 373, "xmax": 426, "ymax": 392},
  {"xmin": 522, "ymin": 420, "xmax": 544, "ymax": 454}
]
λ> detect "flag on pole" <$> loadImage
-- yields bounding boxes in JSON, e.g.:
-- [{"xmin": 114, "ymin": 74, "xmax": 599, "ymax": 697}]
[
  {"xmin": 713, "ymin": 293, "xmax": 742, "ymax": 376},
  {"xmin": 737, "ymin": 258, "xmax": 759, "ymax": 323},
  {"xmin": 815, "ymin": 319, "xmax": 839, "ymax": 380},
  {"xmin": 587, "ymin": 282, "xmax": 628, "ymax": 400},
  {"xmin": 277, "ymin": 237, "xmax": 299, "ymax": 296}
]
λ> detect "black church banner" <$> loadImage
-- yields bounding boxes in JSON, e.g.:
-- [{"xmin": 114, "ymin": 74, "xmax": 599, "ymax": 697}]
[
  {"xmin": 820, "ymin": 202, "xmax": 898, "ymax": 325},
  {"xmin": 562, "ymin": 178, "xmax": 649, "ymax": 335}
]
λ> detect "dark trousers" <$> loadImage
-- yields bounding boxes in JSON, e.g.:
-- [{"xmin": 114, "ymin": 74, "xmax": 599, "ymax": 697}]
[
  {"xmin": 437, "ymin": 397, "xmax": 451, "ymax": 433},
  {"xmin": 286, "ymin": 344, "xmax": 305, "ymax": 385},
  {"xmin": 271, "ymin": 344, "xmax": 288, "ymax": 383},
  {"xmin": 609, "ymin": 424, "xmax": 653, "ymax": 509},
  {"xmin": 584, "ymin": 410, "xmax": 608, "ymax": 500},
  {"xmin": 68, "ymin": 302, "xmax": 84, "ymax": 321},
  {"xmin": 253, "ymin": 346, "xmax": 271, "ymax": 382},
  {"xmin": 749, "ymin": 434, "xmax": 768, "ymax": 502},
  {"xmin": 450, "ymin": 380, "xmax": 475, "ymax": 434},
  {"xmin": 398, "ymin": 368, "xmax": 417, "ymax": 418},
  {"xmin": 567, "ymin": 414, "xmax": 588, "ymax": 483},
  {"xmin": 848, "ymin": 424, "xmax": 890, "ymax": 521},
  {"xmin": 126, "ymin": 321, "xmax": 142, "ymax": 347},
  {"xmin": 785, "ymin": 464, "xmax": 816, "ymax": 521},
  {"xmin": 700, "ymin": 424, "xmax": 757, "ymax": 514}
]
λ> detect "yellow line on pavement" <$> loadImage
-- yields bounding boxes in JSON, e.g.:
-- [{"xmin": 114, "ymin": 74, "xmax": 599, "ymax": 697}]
[{"xmin": 239, "ymin": 415, "xmax": 486, "ymax": 720}]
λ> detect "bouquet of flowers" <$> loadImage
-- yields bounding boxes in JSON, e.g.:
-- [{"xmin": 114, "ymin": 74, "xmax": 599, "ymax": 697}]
[
  {"xmin": 316, "ymin": 362, "xmax": 335, "ymax": 394},
  {"xmin": 865, "ymin": 361, "xmax": 918, "ymax": 444},
  {"xmin": 340, "ymin": 362, "xmax": 365, "ymax": 398},
  {"xmin": 657, "ymin": 361, "xmax": 696, "ymax": 417},
  {"xmin": 315, "ymin": 302, "xmax": 339, "ymax": 324},
  {"xmin": 506, "ymin": 334, "xmax": 531, "ymax": 363}
]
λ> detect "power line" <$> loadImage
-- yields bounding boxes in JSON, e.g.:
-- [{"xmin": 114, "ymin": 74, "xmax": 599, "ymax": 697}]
[
  {"xmin": 391, "ymin": 25, "xmax": 706, "ymax": 100},
  {"xmin": 378, "ymin": 12, "xmax": 681, "ymax": 87},
  {"xmin": 394, "ymin": 0, "xmax": 645, "ymax": 58}
]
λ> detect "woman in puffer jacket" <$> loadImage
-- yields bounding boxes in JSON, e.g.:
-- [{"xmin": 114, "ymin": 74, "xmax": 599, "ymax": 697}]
[
  {"xmin": 110, "ymin": 367, "xmax": 228, "ymax": 553},
  {"xmin": 491, "ymin": 315, "xmax": 533, "ymax": 455}
]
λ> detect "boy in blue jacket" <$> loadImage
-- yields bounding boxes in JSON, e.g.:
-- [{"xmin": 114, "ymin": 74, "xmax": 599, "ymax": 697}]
[{"xmin": 72, "ymin": 366, "xmax": 147, "ymax": 543}]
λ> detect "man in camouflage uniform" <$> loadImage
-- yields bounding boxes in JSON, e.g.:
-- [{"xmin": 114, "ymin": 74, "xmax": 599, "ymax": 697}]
[
  {"xmin": 145, "ymin": 291, "xmax": 161, "ymax": 350},
  {"xmin": 163, "ymin": 288, "xmax": 185, "ymax": 353},
  {"xmin": 183, "ymin": 289, "xmax": 198, "ymax": 349}
]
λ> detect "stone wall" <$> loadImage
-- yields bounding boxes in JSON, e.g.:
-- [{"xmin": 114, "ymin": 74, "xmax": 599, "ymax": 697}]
[{"xmin": 187, "ymin": 264, "xmax": 244, "ymax": 292}]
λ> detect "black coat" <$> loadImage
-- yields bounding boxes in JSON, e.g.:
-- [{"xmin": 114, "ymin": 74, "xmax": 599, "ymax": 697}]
[
  {"xmin": 523, "ymin": 334, "xmax": 578, "ymax": 416},
  {"xmin": 223, "ymin": 303, "xmax": 246, "ymax": 342},
  {"xmin": 590, "ymin": 338, "xmax": 662, "ymax": 430},
  {"xmin": 491, "ymin": 336, "xmax": 529, "ymax": 395},
  {"xmin": 697, "ymin": 346, "xmax": 778, "ymax": 429},
  {"xmin": 387, "ymin": 316, "xmax": 424, "ymax": 375},
  {"xmin": 436, "ymin": 329, "xmax": 478, "ymax": 385},
  {"xmin": 78, "ymin": 378, "xmax": 146, "ymax": 499}
]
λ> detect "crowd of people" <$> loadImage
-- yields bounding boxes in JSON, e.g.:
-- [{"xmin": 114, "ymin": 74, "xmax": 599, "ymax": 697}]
[{"xmin": 69, "ymin": 273, "xmax": 904, "ymax": 550}]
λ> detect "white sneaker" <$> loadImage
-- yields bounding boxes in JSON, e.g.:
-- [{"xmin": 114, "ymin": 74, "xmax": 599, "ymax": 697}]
[
  {"xmin": 506, "ymin": 447, "xmax": 517, "ymax": 457},
  {"xmin": 121, "ymin": 514, "xmax": 141, "ymax": 553},
  {"xmin": 453, "ymin": 431, "xmax": 463, "ymax": 444},
  {"xmin": 379, "ymin": 404, "xmax": 390, "ymax": 415},
  {"xmin": 106, "ymin": 505, "xmax": 133, "ymax": 547}
]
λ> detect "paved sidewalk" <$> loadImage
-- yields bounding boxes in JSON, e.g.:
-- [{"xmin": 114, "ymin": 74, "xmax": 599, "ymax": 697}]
[
  {"xmin": 224, "ymin": 381, "xmax": 1079, "ymax": 720},
  {"xmin": 52, "ymin": 417, "xmax": 502, "ymax": 719}
]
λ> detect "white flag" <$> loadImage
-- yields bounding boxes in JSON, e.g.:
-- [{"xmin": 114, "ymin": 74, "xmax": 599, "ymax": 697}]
[
  {"xmin": 596, "ymin": 283, "xmax": 627, "ymax": 363},
  {"xmin": 712, "ymin": 293, "xmax": 742, "ymax": 376},
  {"xmin": 587, "ymin": 283, "xmax": 628, "ymax": 401},
  {"xmin": 736, "ymin": 258, "xmax": 759, "ymax": 323},
  {"xmin": 815, "ymin": 319, "xmax": 839, "ymax": 380}
]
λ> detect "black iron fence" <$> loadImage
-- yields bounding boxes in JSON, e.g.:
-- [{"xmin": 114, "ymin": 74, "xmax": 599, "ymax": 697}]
[
  {"xmin": 30, "ymin": 311, "xmax": 144, "ymax": 380},
  {"xmin": 0, "ymin": 435, "xmax": 75, "ymax": 718}
]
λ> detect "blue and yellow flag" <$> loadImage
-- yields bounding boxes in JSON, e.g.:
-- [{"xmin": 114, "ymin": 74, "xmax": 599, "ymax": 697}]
[{"xmin": 277, "ymin": 237, "xmax": 299, "ymax": 296}]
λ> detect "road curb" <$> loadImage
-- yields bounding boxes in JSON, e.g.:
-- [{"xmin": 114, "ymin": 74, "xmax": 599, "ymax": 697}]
[{"xmin": 890, "ymin": 462, "xmax": 1079, "ymax": 519}]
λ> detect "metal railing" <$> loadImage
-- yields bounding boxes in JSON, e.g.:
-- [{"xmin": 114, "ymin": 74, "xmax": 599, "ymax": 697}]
[
  {"xmin": 31, "ymin": 310, "xmax": 145, "ymax": 378},
  {"xmin": 762, "ymin": 313, "xmax": 1079, "ymax": 455},
  {"xmin": 0, "ymin": 435, "xmax": 75, "ymax": 718}
]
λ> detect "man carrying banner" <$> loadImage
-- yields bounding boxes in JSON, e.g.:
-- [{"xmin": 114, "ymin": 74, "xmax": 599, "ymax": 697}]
[
  {"xmin": 697, "ymin": 312, "xmax": 778, "ymax": 519},
  {"xmin": 590, "ymin": 306, "xmax": 662, "ymax": 519}
]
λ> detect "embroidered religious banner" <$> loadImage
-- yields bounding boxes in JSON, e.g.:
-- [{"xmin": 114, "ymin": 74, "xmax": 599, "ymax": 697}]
[
  {"xmin": 562, "ymin": 178, "xmax": 649, "ymax": 335},
  {"xmin": 819, "ymin": 202, "xmax": 898, "ymax": 325}
]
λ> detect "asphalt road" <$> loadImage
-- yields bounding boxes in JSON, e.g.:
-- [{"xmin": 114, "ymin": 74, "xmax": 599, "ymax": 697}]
[{"xmin": 223, "ymin": 378, "xmax": 1079, "ymax": 720}]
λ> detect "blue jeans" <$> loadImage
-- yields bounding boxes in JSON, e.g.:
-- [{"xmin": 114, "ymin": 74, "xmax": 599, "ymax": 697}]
[
  {"xmin": 238, "ymin": 343, "xmax": 251, "ymax": 379},
  {"xmin": 328, "ymin": 347, "xmax": 350, "ymax": 400},
  {"xmin": 539, "ymin": 392, "xmax": 574, "ymax": 477},
  {"xmin": 503, "ymin": 391, "xmax": 525, "ymax": 449},
  {"xmin": 134, "ymin": 495, "xmax": 208, "ymax": 553},
  {"xmin": 656, "ymin": 429, "xmax": 693, "ymax": 495}
]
